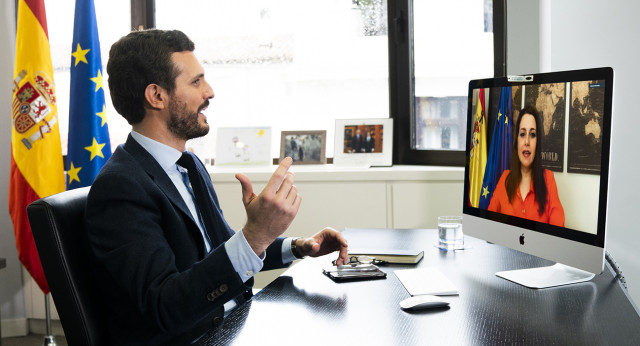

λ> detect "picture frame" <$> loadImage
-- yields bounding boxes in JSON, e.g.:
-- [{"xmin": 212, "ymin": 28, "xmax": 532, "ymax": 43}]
[
  {"xmin": 567, "ymin": 80, "xmax": 605, "ymax": 175},
  {"xmin": 214, "ymin": 127, "xmax": 272, "ymax": 166},
  {"xmin": 333, "ymin": 118, "xmax": 393, "ymax": 167},
  {"xmin": 279, "ymin": 130, "xmax": 327, "ymax": 165},
  {"xmin": 523, "ymin": 82, "xmax": 566, "ymax": 172}
]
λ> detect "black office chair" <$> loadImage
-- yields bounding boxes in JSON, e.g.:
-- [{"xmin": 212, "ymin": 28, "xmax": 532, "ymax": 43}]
[{"xmin": 27, "ymin": 187, "xmax": 109, "ymax": 346}]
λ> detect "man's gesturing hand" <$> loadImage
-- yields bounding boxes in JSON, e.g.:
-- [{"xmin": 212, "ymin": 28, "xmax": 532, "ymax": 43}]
[
  {"xmin": 296, "ymin": 227, "xmax": 349, "ymax": 265},
  {"xmin": 235, "ymin": 157, "xmax": 302, "ymax": 255}
]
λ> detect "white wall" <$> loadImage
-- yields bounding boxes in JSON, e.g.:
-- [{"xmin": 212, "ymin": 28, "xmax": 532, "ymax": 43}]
[
  {"xmin": 509, "ymin": 0, "xmax": 640, "ymax": 305},
  {"xmin": 0, "ymin": 0, "xmax": 29, "ymax": 336}
]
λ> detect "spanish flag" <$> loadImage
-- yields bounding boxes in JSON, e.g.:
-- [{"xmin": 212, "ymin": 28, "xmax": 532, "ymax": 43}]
[
  {"xmin": 9, "ymin": 0, "xmax": 65, "ymax": 294},
  {"xmin": 469, "ymin": 88, "xmax": 487, "ymax": 207}
]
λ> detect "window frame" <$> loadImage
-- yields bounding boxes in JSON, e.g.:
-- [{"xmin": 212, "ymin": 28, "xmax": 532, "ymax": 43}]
[
  {"xmin": 388, "ymin": 0, "xmax": 507, "ymax": 166},
  {"xmin": 131, "ymin": 0, "xmax": 155, "ymax": 30},
  {"xmin": 113, "ymin": 0, "xmax": 507, "ymax": 166}
]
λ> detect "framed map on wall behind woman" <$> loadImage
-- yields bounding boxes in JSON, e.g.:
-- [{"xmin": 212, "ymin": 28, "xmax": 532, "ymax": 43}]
[
  {"xmin": 568, "ymin": 80, "xmax": 605, "ymax": 175},
  {"xmin": 524, "ymin": 82, "xmax": 566, "ymax": 172}
]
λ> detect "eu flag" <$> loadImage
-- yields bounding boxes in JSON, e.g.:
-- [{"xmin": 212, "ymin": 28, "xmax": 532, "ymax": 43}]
[
  {"xmin": 478, "ymin": 86, "xmax": 512, "ymax": 209},
  {"xmin": 66, "ymin": 0, "xmax": 111, "ymax": 189}
]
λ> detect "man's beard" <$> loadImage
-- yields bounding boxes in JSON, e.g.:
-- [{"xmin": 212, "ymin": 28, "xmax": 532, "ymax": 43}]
[{"xmin": 167, "ymin": 97, "xmax": 210, "ymax": 141}]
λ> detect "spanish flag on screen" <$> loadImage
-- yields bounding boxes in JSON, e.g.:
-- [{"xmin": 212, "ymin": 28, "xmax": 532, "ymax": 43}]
[
  {"xmin": 66, "ymin": 0, "xmax": 111, "ymax": 189},
  {"xmin": 469, "ymin": 88, "xmax": 487, "ymax": 208},
  {"xmin": 9, "ymin": 0, "xmax": 65, "ymax": 294}
]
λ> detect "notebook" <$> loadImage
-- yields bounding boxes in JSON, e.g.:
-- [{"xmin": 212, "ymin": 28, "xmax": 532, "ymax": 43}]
[
  {"xmin": 394, "ymin": 267, "xmax": 459, "ymax": 296},
  {"xmin": 348, "ymin": 248, "xmax": 424, "ymax": 264}
]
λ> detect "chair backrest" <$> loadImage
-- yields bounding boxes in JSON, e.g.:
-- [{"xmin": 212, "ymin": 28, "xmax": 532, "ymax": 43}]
[{"xmin": 27, "ymin": 187, "xmax": 109, "ymax": 346}]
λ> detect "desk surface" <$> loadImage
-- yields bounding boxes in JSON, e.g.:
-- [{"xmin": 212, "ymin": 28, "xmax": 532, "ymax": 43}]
[{"xmin": 201, "ymin": 228, "xmax": 640, "ymax": 345}]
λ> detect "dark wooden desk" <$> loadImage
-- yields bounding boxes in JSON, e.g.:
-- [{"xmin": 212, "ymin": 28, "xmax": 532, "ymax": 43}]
[{"xmin": 201, "ymin": 228, "xmax": 640, "ymax": 345}]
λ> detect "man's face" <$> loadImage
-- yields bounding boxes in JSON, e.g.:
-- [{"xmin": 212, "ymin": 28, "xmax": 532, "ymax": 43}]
[{"xmin": 167, "ymin": 51, "xmax": 214, "ymax": 141}]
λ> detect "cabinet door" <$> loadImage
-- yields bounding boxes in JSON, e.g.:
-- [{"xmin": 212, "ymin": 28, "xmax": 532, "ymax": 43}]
[
  {"xmin": 215, "ymin": 181, "xmax": 389, "ymax": 236},
  {"xmin": 214, "ymin": 180, "xmax": 389, "ymax": 288},
  {"xmin": 391, "ymin": 182, "xmax": 463, "ymax": 229}
]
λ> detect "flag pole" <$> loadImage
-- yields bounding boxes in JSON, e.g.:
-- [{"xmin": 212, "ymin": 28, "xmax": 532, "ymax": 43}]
[{"xmin": 42, "ymin": 293, "xmax": 57, "ymax": 346}]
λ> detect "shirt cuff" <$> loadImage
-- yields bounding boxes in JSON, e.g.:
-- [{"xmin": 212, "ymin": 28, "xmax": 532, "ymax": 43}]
[
  {"xmin": 281, "ymin": 237, "xmax": 298, "ymax": 263},
  {"xmin": 225, "ymin": 229, "xmax": 264, "ymax": 283}
]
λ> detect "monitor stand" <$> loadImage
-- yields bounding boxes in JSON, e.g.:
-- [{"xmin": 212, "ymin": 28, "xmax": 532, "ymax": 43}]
[{"xmin": 496, "ymin": 263, "xmax": 595, "ymax": 289}]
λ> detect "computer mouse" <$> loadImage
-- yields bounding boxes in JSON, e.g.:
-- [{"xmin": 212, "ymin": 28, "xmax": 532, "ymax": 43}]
[{"xmin": 400, "ymin": 295, "xmax": 449, "ymax": 310}]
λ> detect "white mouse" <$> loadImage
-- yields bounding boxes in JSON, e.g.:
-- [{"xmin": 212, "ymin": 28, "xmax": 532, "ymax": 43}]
[{"xmin": 400, "ymin": 295, "xmax": 449, "ymax": 310}]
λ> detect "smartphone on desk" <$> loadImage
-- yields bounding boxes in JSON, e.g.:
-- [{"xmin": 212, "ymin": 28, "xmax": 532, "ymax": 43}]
[{"xmin": 323, "ymin": 264, "xmax": 387, "ymax": 282}]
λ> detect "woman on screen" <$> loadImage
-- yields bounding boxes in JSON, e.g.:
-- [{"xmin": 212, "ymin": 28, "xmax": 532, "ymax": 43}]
[{"xmin": 488, "ymin": 106, "xmax": 565, "ymax": 226}]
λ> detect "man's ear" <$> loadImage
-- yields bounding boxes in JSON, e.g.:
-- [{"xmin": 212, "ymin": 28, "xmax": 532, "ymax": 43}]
[{"xmin": 144, "ymin": 84, "xmax": 167, "ymax": 110}]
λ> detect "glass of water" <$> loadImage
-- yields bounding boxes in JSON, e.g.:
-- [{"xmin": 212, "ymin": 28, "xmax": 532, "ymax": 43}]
[{"xmin": 438, "ymin": 216, "xmax": 464, "ymax": 251}]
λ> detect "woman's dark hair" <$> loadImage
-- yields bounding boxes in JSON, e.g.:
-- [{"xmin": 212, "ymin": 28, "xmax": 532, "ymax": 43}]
[
  {"xmin": 106, "ymin": 29, "xmax": 195, "ymax": 125},
  {"xmin": 505, "ymin": 105, "xmax": 547, "ymax": 214}
]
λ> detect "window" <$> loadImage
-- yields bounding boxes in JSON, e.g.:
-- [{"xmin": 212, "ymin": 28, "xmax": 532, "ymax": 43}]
[
  {"xmin": 46, "ymin": 0, "xmax": 131, "ymax": 155},
  {"xmin": 390, "ymin": 0, "xmax": 505, "ymax": 166},
  {"xmin": 46, "ymin": 0, "xmax": 504, "ymax": 164},
  {"xmin": 155, "ymin": 0, "xmax": 390, "ymax": 160}
]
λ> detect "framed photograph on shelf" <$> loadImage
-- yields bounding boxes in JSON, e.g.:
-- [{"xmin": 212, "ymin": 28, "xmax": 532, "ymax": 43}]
[
  {"xmin": 215, "ymin": 127, "xmax": 272, "ymax": 166},
  {"xmin": 279, "ymin": 130, "xmax": 327, "ymax": 165},
  {"xmin": 333, "ymin": 118, "xmax": 393, "ymax": 167}
]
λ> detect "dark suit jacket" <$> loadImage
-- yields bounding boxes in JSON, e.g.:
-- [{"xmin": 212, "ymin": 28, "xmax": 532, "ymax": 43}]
[{"xmin": 85, "ymin": 135, "xmax": 291, "ymax": 345}]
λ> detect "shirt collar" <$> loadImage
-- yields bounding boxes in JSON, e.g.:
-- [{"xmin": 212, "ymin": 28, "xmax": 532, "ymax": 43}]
[
  {"xmin": 130, "ymin": 131, "xmax": 183, "ymax": 171},
  {"xmin": 516, "ymin": 178, "xmax": 535, "ymax": 199}
]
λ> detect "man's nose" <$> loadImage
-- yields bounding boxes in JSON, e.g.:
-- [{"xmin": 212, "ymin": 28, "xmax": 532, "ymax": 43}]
[{"xmin": 204, "ymin": 80, "xmax": 214, "ymax": 99}]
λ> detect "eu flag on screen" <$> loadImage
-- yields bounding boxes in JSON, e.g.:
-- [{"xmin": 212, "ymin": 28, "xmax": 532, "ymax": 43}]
[
  {"xmin": 478, "ymin": 86, "xmax": 512, "ymax": 209},
  {"xmin": 66, "ymin": 0, "xmax": 111, "ymax": 190}
]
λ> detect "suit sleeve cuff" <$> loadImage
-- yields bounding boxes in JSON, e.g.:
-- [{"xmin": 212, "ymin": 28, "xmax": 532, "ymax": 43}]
[{"xmin": 225, "ymin": 229, "xmax": 264, "ymax": 282}]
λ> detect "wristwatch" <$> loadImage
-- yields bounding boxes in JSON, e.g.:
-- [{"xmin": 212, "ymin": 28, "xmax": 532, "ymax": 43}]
[{"xmin": 291, "ymin": 238, "xmax": 305, "ymax": 259}]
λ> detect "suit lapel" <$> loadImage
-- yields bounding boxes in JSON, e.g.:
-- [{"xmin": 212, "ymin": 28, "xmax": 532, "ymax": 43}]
[
  {"xmin": 123, "ymin": 135, "xmax": 234, "ymax": 250},
  {"xmin": 188, "ymin": 152, "xmax": 234, "ymax": 245},
  {"xmin": 123, "ymin": 135, "xmax": 199, "ymax": 229}
]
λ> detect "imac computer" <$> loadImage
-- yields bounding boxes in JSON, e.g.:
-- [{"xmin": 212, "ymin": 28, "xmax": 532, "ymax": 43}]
[{"xmin": 462, "ymin": 67, "xmax": 613, "ymax": 288}]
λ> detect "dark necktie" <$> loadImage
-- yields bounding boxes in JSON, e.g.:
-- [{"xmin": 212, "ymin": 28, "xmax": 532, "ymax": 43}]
[{"xmin": 177, "ymin": 152, "xmax": 219, "ymax": 249}]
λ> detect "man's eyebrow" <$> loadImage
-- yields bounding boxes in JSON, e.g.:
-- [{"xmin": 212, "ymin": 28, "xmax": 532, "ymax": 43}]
[{"xmin": 191, "ymin": 72, "xmax": 205, "ymax": 81}]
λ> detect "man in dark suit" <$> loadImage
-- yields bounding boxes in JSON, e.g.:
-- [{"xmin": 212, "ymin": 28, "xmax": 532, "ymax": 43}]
[
  {"xmin": 352, "ymin": 128, "xmax": 364, "ymax": 152},
  {"xmin": 363, "ymin": 131, "xmax": 374, "ymax": 152},
  {"xmin": 85, "ymin": 29, "xmax": 349, "ymax": 345}
]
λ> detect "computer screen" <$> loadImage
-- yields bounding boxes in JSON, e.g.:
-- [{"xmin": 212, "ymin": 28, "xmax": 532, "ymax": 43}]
[{"xmin": 462, "ymin": 67, "xmax": 613, "ymax": 288}]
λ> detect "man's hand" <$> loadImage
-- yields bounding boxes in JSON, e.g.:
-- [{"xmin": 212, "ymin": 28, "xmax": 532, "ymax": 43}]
[
  {"xmin": 296, "ymin": 227, "xmax": 349, "ymax": 265},
  {"xmin": 236, "ymin": 157, "xmax": 302, "ymax": 255}
]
